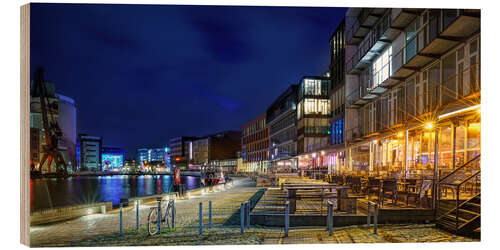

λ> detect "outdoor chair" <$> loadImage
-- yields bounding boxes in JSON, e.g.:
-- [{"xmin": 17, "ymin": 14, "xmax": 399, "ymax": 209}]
[
  {"xmin": 350, "ymin": 176, "xmax": 362, "ymax": 193},
  {"xmin": 379, "ymin": 178, "xmax": 397, "ymax": 206},
  {"xmin": 400, "ymin": 179, "xmax": 432, "ymax": 207},
  {"xmin": 364, "ymin": 177, "xmax": 380, "ymax": 200},
  {"xmin": 405, "ymin": 179, "xmax": 418, "ymax": 193}
]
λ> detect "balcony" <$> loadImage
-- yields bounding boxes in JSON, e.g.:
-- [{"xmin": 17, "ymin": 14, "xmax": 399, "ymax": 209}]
[
  {"xmin": 345, "ymin": 83, "xmax": 377, "ymax": 108},
  {"xmin": 390, "ymin": 9, "xmax": 480, "ymax": 80},
  {"xmin": 346, "ymin": 8, "xmax": 388, "ymax": 45},
  {"xmin": 346, "ymin": 8, "xmax": 429, "ymax": 75},
  {"xmin": 346, "ymin": 9, "xmax": 402, "ymax": 74}
]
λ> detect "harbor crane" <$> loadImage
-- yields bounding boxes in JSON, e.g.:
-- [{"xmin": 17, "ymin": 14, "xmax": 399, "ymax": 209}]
[{"xmin": 32, "ymin": 67, "xmax": 67, "ymax": 174}]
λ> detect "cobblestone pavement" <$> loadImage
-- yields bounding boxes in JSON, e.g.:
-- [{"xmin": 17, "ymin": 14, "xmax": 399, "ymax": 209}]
[
  {"xmin": 30, "ymin": 178, "xmax": 258, "ymax": 247},
  {"xmin": 30, "ymin": 178, "xmax": 477, "ymax": 247}
]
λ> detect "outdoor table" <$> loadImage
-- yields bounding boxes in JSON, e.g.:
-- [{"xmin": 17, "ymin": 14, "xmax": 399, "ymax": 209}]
[
  {"xmin": 397, "ymin": 181, "xmax": 410, "ymax": 192},
  {"xmin": 285, "ymin": 185, "xmax": 349, "ymax": 213}
]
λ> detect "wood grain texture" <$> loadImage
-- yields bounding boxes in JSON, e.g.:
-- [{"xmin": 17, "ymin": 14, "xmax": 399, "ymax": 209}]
[{"xmin": 20, "ymin": 3, "xmax": 30, "ymax": 246}]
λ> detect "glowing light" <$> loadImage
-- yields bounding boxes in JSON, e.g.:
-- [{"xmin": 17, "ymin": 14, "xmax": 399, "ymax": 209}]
[
  {"xmin": 425, "ymin": 122, "xmax": 434, "ymax": 130},
  {"xmin": 321, "ymin": 151, "xmax": 325, "ymax": 155},
  {"xmin": 397, "ymin": 132, "xmax": 404, "ymax": 138},
  {"xmin": 372, "ymin": 140, "xmax": 378, "ymax": 144},
  {"xmin": 438, "ymin": 104, "xmax": 481, "ymax": 120},
  {"xmin": 312, "ymin": 153, "xmax": 317, "ymax": 158}
]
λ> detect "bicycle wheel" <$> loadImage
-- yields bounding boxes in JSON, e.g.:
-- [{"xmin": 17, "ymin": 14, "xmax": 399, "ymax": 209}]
[{"xmin": 147, "ymin": 207, "xmax": 160, "ymax": 235}]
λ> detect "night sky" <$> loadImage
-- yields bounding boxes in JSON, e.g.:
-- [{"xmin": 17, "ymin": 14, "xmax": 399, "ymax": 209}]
[{"xmin": 30, "ymin": 3, "xmax": 346, "ymax": 158}]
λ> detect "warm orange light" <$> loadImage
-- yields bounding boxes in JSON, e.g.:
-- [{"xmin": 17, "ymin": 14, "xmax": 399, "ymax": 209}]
[
  {"xmin": 397, "ymin": 132, "xmax": 404, "ymax": 138},
  {"xmin": 175, "ymin": 157, "xmax": 181, "ymax": 162},
  {"xmin": 425, "ymin": 122, "xmax": 434, "ymax": 130}
]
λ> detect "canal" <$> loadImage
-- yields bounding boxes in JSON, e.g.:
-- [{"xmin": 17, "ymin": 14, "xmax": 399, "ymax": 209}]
[{"xmin": 30, "ymin": 175, "xmax": 201, "ymax": 211}]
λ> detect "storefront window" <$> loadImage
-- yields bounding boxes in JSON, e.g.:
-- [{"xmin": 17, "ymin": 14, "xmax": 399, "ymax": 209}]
[
  {"xmin": 467, "ymin": 121, "xmax": 480, "ymax": 161},
  {"xmin": 439, "ymin": 125, "xmax": 453, "ymax": 169},
  {"xmin": 455, "ymin": 125, "xmax": 465, "ymax": 167}
]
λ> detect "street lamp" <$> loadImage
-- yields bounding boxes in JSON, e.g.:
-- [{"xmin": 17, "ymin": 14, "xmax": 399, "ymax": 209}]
[{"xmin": 425, "ymin": 122, "xmax": 434, "ymax": 130}]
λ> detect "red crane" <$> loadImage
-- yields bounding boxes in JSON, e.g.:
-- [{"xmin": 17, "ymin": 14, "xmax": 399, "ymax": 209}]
[{"xmin": 32, "ymin": 67, "xmax": 67, "ymax": 174}]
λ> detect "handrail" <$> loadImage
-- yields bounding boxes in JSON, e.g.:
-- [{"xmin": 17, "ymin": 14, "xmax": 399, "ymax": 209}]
[
  {"xmin": 438, "ymin": 154, "xmax": 480, "ymax": 183},
  {"xmin": 457, "ymin": 170, "xmax": 480, "ymax": 187}
]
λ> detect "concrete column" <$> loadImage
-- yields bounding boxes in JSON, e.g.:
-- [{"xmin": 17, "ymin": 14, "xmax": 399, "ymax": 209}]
[
  {"xmin": 405, "ymin": 129, "xmax": 409, "ymax": 179},
  {"xmin": 432, "ymin": 126, "xmax": 439, "ymax": 210}
]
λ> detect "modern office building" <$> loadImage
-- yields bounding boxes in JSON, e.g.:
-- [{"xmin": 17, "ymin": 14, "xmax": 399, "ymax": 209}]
[
  {"xmin": 137, "ymin": 147, "xmax": 168, "ymax": 164},
  {"xmin": 101, "ymin": 147, "xmax": 125, "ymax": 170},
  {"xmin": 342, "ymin": 8, "xmax": 480, "ymax": 176},
  {"xmin": 241, "ymin": 113, "xmax": 270, "ymax": 172},
  {"xmin": 77, "ymin": 134, "xmax": 103, "ymax": 171},
  {"xmin": 266, "ymin": 85, "xmax": 298, "ymax": 172},
  {"xmin": 296, "ymin": 76, "xmax": 331, "ymax": 170},
  {"xmin": 325, "ymin": 18, "xmax": 347, "ymax": 175}
]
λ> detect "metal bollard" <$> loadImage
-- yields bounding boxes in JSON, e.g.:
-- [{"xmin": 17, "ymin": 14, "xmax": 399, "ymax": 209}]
[
  {"xmin": 246, "ymin": 201, "xmax": 250, "ymax": 229},
  {"xmin": 136, "ymin": 200, "xmax": 139, "ymax": 230},
  {"xmin": 373, "ymin": 203, "xmax": 378, "ymax": 234},
  {"xmin": 208, "ymin": 200, "xmax": 212, "ymax": 229},
  {"xmin": 367, "ymin": 202, "xmax": 371, "ymax": 226},
  {"xmin": 199, "ymin": 202, "xmax": 203, "ymax": 235},
  {"xmin": 172, "ymin": 200, "xmax": 175, "ymax": 228},
  {"xmin": 240, "ymin": 203, "xmax": 245, "ymax": 234},
  {"xmin": 157, "ymin": 198, "xmax": 162, "ymax": 234},
  {"xmin": 328, "ymin": 201, "xmax": 333, "ymax": 236},
  {"xmin": 120, "ymin": 203, "xmax": 123, "ymax": 236},
  {"xmin": 285, "ymin": 201, "xmax": 290, "ymax": 237}
]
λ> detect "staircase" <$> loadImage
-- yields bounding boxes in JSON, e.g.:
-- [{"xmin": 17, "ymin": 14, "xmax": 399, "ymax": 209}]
[
  {"xmin": 436, "ymin": 193, "xmax": 480, "ymax": 236},
  {"xmin": 436, "ymin": 155, "xmax": 480, "ymax": 238}
]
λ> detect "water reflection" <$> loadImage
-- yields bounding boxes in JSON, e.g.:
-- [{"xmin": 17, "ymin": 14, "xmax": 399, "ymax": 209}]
[{"xmin": 30, "ymin": 175, "xmax": 200, "ymax": 211}]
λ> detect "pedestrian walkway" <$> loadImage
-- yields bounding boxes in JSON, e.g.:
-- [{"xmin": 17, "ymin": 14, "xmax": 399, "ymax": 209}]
[
  {"xmin": 30, "ymin": 178, "xmax": 477, "ymax": 247},
  {"xmin": 30, "ymin": 178, "xmax": 259, "ymax": 247}
]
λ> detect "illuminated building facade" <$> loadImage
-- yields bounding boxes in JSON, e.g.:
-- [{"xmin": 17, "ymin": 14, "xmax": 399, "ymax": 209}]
[
  {"xmin": 77, "ymin": 134, "xmax": 102, "ymax": 171},
  {"xmin": 342, "ymin": 8, "xmax": 480, "ymax": 177},
  {"xmin": 241, "ymin": 113, "xmax": 270, "ymax": 172},
  {"xmin": 101, "ymin": 147, "xmax": 125, "ymax": 170},
  {"xmin": 266, "ymin": 85, "xmax": 298, "ymax": 172},
  {"xmin": 324, "ymin": 19, "xmax": 347, "ymax": 174},
  {"xmin": 137, "ymin": 147, "xmax": 169, "ymax": 165},
  {"xmin": 296, "ymin": 76, "xmax": 331, "ymax": 170}
]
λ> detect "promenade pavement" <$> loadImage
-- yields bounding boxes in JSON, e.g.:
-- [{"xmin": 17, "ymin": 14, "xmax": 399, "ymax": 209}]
[{"xmin": 30, "ymin": 178, "xmax": 477, "ymax": 247}]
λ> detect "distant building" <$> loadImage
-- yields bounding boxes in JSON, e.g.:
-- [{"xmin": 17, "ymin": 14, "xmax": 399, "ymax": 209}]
[
  {"xmin": 266, "ymin": 85, "xmax": 298, "ymax": 172},
  {"xmin": 169, "ymin": 136, "xmax": 198, "ymax": 170},
  {"xmin": 137, "ymin": 147, "xmax": 168, "ymax": 164},
  {"xmin": 206, "ymin": 131, "xmax": 241, "ymax": 173},
  {"xmin": 56, "ymin": 94, "xmax": 77, "ymax": 171},
  {"xmin": 77, "ymin": 134, "xmax": 103, "ymax": 171},
  {"xmin": 296, "ymin": 76, "xmax": 331, "ymax": 170},
  {"xmin": 102, "ymin": 147, "xmax": 125, "ymax": 170},
  {"xmin": 241, "ymin": 113, "xmax": 269, "ymax": 173},
  {"xmin": 190, "ymin": 137, "xmax": 209, "ymax": 170}
]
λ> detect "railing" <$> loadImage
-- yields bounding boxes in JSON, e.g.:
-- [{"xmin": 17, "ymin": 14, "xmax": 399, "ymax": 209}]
[
  {"xmin": 347, "ymin": 9, "xmax": 464, "ymax": 81},
  {"xmin": 437, "ymin": 155, "xmax": 480, "ymax": 232},
  {"xmin": 346, "ymin": 10, "xmax": 392, "ymax": 73}
]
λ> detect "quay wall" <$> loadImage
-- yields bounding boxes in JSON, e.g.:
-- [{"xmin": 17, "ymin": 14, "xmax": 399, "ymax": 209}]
[{"xmin": 30, "ymin": 180, "xmax": 239, "ymax": 226}]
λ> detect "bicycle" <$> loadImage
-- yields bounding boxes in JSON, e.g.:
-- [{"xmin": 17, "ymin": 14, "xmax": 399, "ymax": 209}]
[{"xmin": 147, "ymin": 199, "xmax": 175, "ymax": 235}]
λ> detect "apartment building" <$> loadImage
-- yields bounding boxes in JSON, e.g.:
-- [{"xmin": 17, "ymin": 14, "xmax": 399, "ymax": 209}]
[{"xmin": 343, "ymin": 8, "xmax": 480, "ymax": 176}]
